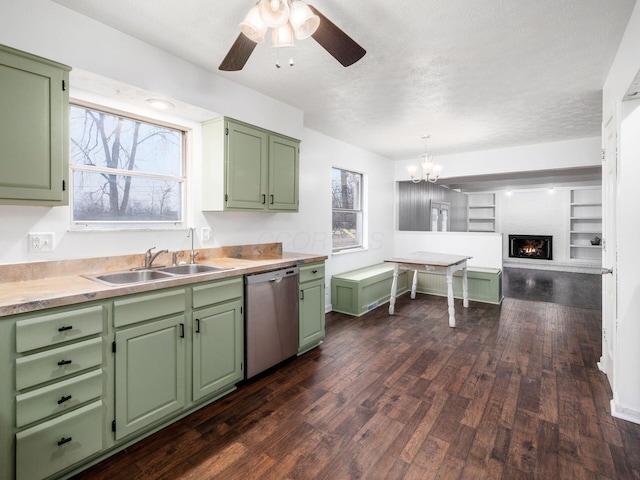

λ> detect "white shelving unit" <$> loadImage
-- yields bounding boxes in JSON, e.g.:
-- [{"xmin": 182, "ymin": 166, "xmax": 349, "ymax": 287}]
[
  {"xmin": 467, "ymin": 193, "xmax": 496, "ymax": 232},
  {"xmin": 569, "ymin": 188, "xmax": 602, "ymax": 262}
]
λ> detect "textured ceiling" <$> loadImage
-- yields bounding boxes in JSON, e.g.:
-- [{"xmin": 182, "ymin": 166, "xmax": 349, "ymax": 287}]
[{"xmin": 52, "ymin": 0, "xmax": 636, "ymax": 161}]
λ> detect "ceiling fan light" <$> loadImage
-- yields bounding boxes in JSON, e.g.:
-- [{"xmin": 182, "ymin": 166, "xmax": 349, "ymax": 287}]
[
  {"xmin": 272, "ymin": 22, "xmax": 295, "ymax": 48},
  {"xmin": 289, "ymin": 1, "xmax": 320, "ymax": 39},
  {"xmin": 240, "ymin": 5, "xmax": 267, "ymax": 43},
  {"xmin": 258, "ymin": 0, "xmax": 290, "ymax": 28}
]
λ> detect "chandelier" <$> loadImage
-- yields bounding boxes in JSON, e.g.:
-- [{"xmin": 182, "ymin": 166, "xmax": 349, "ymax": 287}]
[
  {"xmin": 407, "ymin": 135, "xmax": 442, "ymax": 183},
  {"xmin": 240, "ymin": 0, "xmax": 320, "ymax": 66}
]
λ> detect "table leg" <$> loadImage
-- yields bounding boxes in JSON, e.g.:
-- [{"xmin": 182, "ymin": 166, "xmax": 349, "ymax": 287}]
[
  {"xmin": 411, "ymin": 269, "xmax": 418, "ymax": 299},
  {"xmin": 388, "ymin": 263, "xmax": 399, "ymax": 315},
  {"xmin": 446, "ymin": 266, "xmax": 456, "ymax": 327},
  {"xmin": 462, "ymin": 266, "xmax": 469, "ymax": 308}
]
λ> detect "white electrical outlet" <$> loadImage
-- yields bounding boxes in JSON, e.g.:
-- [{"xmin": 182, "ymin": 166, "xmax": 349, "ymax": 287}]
[
  {"xmin": 29, "ymin": 233, "xmax": 55, "ymax": 252},
  {"xmin": 202, "ymin": 227, "xmax": 212, "ymax": 242}
]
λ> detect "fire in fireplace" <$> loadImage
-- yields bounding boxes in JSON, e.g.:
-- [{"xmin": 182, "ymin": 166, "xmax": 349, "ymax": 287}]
[{"xmin": 509, "ymin": 235, "xmax": 553, "ymax": 260}]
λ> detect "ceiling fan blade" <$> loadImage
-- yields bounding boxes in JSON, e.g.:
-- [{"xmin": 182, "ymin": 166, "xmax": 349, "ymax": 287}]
[
  {"xmin": 307, "ymin": 5, "xmax": 366, "ymax": 67},
  {"xmin": 219, "ymin": 33, "xmax": 257, "ymax": 71}
]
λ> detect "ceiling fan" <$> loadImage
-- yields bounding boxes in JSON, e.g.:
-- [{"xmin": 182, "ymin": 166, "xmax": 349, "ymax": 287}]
[{"xmin": 219, "ymin": 0, "xmax": 366, "ymax": 71}]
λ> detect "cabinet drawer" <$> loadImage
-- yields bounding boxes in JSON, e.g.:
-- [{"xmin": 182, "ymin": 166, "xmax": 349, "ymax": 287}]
[
  {"xmin": 300, "ymin": 263, "xmax": 325, "ymax": 283},
  {"xmin": 192, "ymin": 276, "xmax": 243, "ymax": 309},
  {"xmin": 16, "ymin": 304, "xmax": 105, "ymax": 353},
  {"xmin": 16, "ymin": 370, "xmax": 102, "ymax": 427},
  {"xmin": 16, "ymin": 337, "xmax": 102, "ymax": 391},
  {"xmin": 16, "ymin": 401, "xmax": 103, "ymax": 480},
  {"xmin": 114, "ymin": 289, "xmax": 185, "ymax": 327}
]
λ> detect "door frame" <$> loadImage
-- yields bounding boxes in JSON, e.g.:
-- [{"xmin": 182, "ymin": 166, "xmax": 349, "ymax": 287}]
[{"xmin": 599, "ymin": 111, "xmax": 618, "ymax": 390}]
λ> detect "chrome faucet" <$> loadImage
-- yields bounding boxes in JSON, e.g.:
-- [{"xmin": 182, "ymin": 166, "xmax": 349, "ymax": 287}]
[
  {"xmin": 188, "ymin": 228, "xmax": 199, "ymax": 264},
  {"xmin": 145, "ymin": 247, "xmax": 168, "ymax": 268}
]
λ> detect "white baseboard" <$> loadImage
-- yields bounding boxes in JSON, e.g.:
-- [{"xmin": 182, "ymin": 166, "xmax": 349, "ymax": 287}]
[{"xmin": 610, "ymin": 399, "xmax": 640, "ymax": 425}]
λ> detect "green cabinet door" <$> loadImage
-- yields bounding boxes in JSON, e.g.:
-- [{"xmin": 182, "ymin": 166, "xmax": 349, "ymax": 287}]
[
  {"xmin": 114, "ymin": 315, "xmax": 186, "ymax": 440},
  {"xmin": 0, "ymin": 45, "xmax": 70, "ymax": 205},
  {"xmin": 202, "ymin": 116, "xmax": 300, "ymax": 212},
  {"xmin": 226, "ymin": 120, "xmax": 268, "ymax": 210},
  {"xmin": 268, "ymin": 134, "xmax": 299, "ymax": 211},
  {"xmin": 192, "ymin": 299, "xmax": 244, "ymax": 401},
  {"xmin": 299, "ymin": 279, "xmax": 325, "ymax": 354}
]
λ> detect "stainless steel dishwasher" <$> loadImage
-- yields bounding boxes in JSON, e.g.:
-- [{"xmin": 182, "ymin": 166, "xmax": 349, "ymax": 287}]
[{"xmin": 245, "ymin": 266, "xmax": 299, "ymax": 378}]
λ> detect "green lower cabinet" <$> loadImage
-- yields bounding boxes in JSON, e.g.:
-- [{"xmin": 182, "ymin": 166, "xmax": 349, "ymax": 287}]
[
  {"xmin": 298, "ymin": 262, "xmax": 326, "ymax": 355},
  {"xmin": 298, "ymin": 279, "xmax": 325, "ymax": 354},
  {"xmin": 16, "ymin": 401, "xmax": 103, "ymax": 480},
  {"xmin": 114, "ymin": 315, "xmax": 186, "ymax": 440},
  {"xmin": 192, "ymin": 299, "xmax": 244, "ymax": 401}
]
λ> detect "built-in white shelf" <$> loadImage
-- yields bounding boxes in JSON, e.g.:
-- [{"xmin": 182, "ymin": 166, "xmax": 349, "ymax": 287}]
[
  {"xmin": 569, "ymin": 188, "xmax": 602, "ymax": 262},
  {"xmin": 467, "ymin": 193, "xmax": 496, "ymax": 232}
]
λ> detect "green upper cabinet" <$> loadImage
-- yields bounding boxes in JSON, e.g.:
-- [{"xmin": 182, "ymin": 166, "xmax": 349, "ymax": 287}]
[
  {"xmin": 0, "ymin": 44, "xmax": 70, "ymax": 205},
  {"xmin": 268, "ymin": 134, "xmax": 299, "ymax": 211},
  {"xmin": 202, "ymin": 117, "xmax": 299, "ymax": 212},
  {"xmin": 226, "ymin": 120, "xmax": 269, "ymax": 210}
]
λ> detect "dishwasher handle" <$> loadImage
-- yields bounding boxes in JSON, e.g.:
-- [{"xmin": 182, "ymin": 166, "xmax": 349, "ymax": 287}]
[{"xmin": 245, "ymin": 266, "xmax": 299, "ymax": 285}]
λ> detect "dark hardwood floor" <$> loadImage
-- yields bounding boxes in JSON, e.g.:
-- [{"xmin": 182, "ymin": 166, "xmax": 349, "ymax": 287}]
[
  {"xmin": 503, "ymin": 267, "xmax": 602, "ymax": 310},
  {"xmin": 72, "ymin": 274, "xmax": 640, "ymax": 479}
]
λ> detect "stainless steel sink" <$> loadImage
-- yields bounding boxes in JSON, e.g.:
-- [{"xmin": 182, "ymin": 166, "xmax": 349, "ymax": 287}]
[
  {"xmin": 89, "ymin": 270, "xmax": 174, "ymax": 286},
  {"xmin": 84, "ymin": 264, "xmax": 232, "ymax": 286},
  {"xmin": 158, "ymin": 264, "xmax": 230, "ymax": 275}
]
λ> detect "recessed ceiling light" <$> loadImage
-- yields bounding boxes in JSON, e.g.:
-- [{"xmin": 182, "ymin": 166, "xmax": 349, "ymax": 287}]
[{"xmin": 146, "ymin": 99, "xmax": 175, "ymax": 110}]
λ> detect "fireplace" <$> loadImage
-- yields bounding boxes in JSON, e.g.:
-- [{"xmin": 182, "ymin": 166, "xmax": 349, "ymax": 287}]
[{"xmin": 509, "ymin": 235, "xmax": 553, "ymax": 260}]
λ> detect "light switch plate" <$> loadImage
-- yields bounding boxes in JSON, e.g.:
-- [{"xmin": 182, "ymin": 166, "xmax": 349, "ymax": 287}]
[{"xmin": 202, "ymin": 227, "xmax": 212, "ymax": 242}]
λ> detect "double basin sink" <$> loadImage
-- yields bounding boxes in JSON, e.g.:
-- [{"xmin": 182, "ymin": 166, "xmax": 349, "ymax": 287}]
[{"xmin": 86, "ymin": 264, "xmax": 231, "ymax": 287}]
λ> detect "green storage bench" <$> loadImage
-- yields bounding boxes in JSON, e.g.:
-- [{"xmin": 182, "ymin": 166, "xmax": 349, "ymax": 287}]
[
  {"xmin": 415, "ymin": 266, "xmax": 503, "ymax": 304},
  {"xmin": 331, "ymin": 264, "xmax": 502, "ymax": 317},
  {"xmin": 331, "ymin": 263, "xmax": 410, "ymax": 316}
]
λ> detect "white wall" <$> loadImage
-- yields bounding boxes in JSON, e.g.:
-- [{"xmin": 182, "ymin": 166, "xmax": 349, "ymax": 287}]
[
  {"xmin": 0, "ymin": 0, "xmax": 396, "ymax": 311},
  {"xmin": 602, "ymin": 1, "xmax": 640, "ymax": 423},
  {"xmin": 498, "ymin": 188, "xmax": 571, "ymax": 269},
  {"xmin": 394, "ymin": 137, "xmax": 601, "ymax": 182},
  {"xmin": 393, "ymin": 232, "xmax": 503, "ymax": 269}
]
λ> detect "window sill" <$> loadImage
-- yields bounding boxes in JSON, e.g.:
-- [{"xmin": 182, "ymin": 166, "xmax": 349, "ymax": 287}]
[
  {"xmin": 332, "ymin": 247, "xmax": 367, "ymax": 256},
  {"xmin": 70, "ymin": 223, "xmax": 185, "ymax": 233}
]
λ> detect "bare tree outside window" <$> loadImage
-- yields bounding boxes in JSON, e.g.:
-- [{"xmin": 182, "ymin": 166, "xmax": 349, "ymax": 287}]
[
  {"xmin": 332, "ymin": 167, "xmax": 363, "ymax": 251},
  {"xmin": 70, "ymin": 104, "xmax": 185, "ymax": 224}
]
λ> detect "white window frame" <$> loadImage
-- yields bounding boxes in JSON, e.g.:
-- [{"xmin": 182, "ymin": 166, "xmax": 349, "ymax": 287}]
[
  {"xmin": 332, "ymin": 167, "xmax": 365, "ymax": 253},
  {"xmin": 69, "ymin": 100, "xmax": 189, "ymax": 231}
]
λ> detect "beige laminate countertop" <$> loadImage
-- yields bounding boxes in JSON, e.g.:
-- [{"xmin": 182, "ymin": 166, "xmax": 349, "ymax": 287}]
[{"xmin": 0, "ymin": 250, "xmax": 327, "ymax": 318}]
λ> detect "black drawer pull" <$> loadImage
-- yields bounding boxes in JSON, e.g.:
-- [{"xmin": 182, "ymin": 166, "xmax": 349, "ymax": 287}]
[
  {"xmin": 57, "ymin": 359, "xmax": 72, "ymax": 366},
  {"xmin": 57, "ymin": 395, "xmax": 72, "ymax": 405},
  {"xmin": 57, "ymin": 437, "xmax": 72, "ymax": 446},
  {"xmin": 195, "ymin": 319, "xmax": 201, "ymax": 333},
  {"xmin": 58, "ymin": 325, "xmax": 73, "ymax": 332},
  {"xmin": 312, "ymin": 269, "xmax": 318, "ymax": 274},
  {"xmin": 179, "ymin": 323, "xmax": 185, "ymax": 338}
]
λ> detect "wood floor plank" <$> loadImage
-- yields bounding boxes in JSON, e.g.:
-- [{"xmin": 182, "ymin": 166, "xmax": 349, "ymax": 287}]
[{"xmin": 70, "ymin": 288, "xmax": 640, "ymax": 480}]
